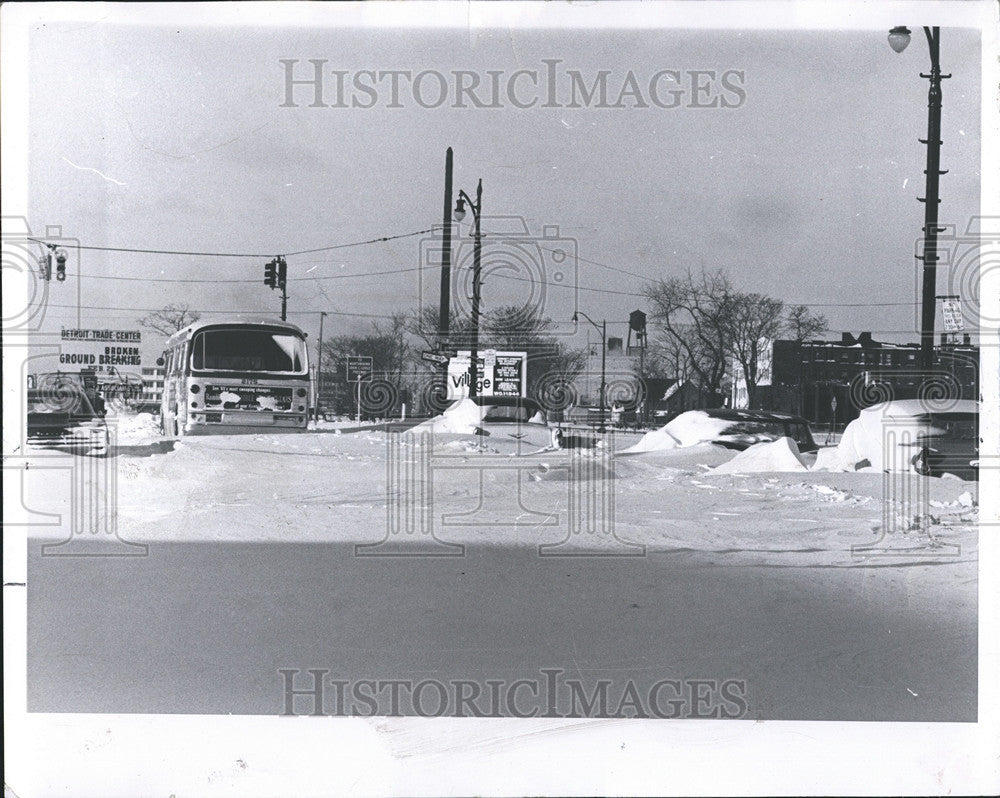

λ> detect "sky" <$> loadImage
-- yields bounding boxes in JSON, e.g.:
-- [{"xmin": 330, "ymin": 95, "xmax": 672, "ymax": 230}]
[{"xmin": 15, "ymin": 3, "xmax": 986, "ymax": 365}]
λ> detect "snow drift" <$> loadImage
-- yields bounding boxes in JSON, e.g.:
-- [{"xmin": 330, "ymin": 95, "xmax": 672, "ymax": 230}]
[
  {"xmin": 405, "ymin": 398, "xmax": 483, "ymax": 435},
  {"xmin": 711, "ymin": 437, "xmax": 808, "ymax": 474},
  {"xmin": 816, "ymin": 399, "xmax": 978, "ymax": 473},
  {"xmin": 620, "ymin": 410, "xmax": 736, "ymax": 453}
]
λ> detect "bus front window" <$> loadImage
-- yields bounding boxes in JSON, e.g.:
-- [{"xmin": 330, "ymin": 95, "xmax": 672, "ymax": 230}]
[{"xmin": 191, "ymin": 330, "xmax": 307, "ymax": 373}]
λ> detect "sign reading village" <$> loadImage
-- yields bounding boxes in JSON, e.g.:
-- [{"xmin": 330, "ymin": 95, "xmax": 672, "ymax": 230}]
[{"xmin": 60, "ymin": 328, "xmax": 143, "ymax": 373}]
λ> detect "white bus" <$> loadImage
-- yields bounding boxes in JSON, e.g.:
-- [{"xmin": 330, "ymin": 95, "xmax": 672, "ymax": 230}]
[{"xmin": 159, "ymin": 318, "xmax": 311, "ymax": 436}]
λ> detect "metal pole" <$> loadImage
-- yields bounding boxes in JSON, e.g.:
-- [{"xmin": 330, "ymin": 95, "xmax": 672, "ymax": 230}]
[
  {"xmin": 599, "ymin": 320, "xmax": 607, "ymax": 433},
  {"xmin": 356, "ymin": 377, "xmax": 361, "ymax": 424},
  {"xmin": 314, "ymin": 311, "xmax": 326, "ymax": 423},
  {"xmin": 440, "ymin": 148, "xmax": 453, "ymax": 348},
  {"xmin": 639, "ymin": 334, "xmax": 645, "ymax": 425},
  {"xmin": 469, "ymin": 179, "xmax": 483, "ymax": 399},
  {"xmin": 280, "ymin": 256, "xmax": 288, "ymax": 322},
  {"xmin": 917, "ymin": 26, "xmax": 947, "ymax": 372}
]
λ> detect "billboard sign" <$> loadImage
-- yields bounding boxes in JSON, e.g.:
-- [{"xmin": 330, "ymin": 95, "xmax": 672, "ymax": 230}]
[
  {"xmin": 447, "ymin": 351, "xmax": 527, "ymax": 399},
  {"xmin": 59, "ymin": 328, "xmax": 142, "ymax": 373}
]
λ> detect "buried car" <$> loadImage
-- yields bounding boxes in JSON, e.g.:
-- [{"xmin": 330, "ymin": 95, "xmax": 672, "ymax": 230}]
[
  {"xmin": 906, "ymin": 409, "xmax": 979, "ymax": 480},
  {"xmin": 622, "ymin": 407, "xmax": 818, "ymax": 455},
  {"xmin": 26, "ymin": 386, "xmax": 109, "ymax": 456},
  {"xmin": 699, "ymin": 409, "xmax": 819, "ymax": 453},
  {"xmin": 829, "ymin": 399, "xmax": 979, "ymax": 478}
]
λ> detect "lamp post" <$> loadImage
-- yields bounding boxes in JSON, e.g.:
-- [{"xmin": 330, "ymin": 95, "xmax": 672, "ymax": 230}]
[
  {"xmin": 573, "ymin": 310, "xmax": 607, "ymax": 433},
  {"xmin": 454, "ymin": 179, "xmax": 483, "ymax": 398},
  {"xmin": 888, "ymin": 25, "xmax": 950, "ymax": 372}
]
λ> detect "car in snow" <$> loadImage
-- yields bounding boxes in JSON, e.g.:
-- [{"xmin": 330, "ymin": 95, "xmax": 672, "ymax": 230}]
[
  {"xmin": 701, "ymin": 409, "xmax": 819, "ymax": 453},
  {"xmin": 467, "ymin": 395, "xmax": 557, "ymax": 450},
  {"xmin": 907, "ymin": 409, "xmax": 979, "ymax": 480},
  {"xmin": 26, "ymin": 386, "xmax": 109, "ymax": 456}
]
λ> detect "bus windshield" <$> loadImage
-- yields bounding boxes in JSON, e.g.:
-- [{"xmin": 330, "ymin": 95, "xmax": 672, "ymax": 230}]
[{"xmin": 190, "ymin": 329, "xmax": 307, "ymax": 374}]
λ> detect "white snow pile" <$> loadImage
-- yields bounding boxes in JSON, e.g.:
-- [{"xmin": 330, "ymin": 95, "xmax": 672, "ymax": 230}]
[
  {"xmin": 620, "ymin": 410, "xmax": 735, "ymax": 453},
  {"xmin": 109, "ymin": 411, "xmax": 161, "ymax": 444},
  {"xmin": 711, "ymin": 437, "xmax": 808, "ymax": 474},
  {"xmin": 814, "ymin": 399, "xmax": 978, "ymax": 473},
  {"xmin": 405, "ymin": 398, "xmax": 483, "ymax": 435}
]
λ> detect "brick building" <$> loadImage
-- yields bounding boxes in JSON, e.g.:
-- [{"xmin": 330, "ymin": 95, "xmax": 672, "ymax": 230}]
[{"xmin": 765, "ymin": 332, "xmax": 978, "ymax": 427}]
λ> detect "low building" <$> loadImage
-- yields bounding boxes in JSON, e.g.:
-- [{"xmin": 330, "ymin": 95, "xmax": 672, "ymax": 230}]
[
  {"xmin": 137, "ymin": 366, "xmax": 165, "ymax": 412},
  {"xmin": 766, "ymin": 332, "xmax": 979, "ymax": 427}
]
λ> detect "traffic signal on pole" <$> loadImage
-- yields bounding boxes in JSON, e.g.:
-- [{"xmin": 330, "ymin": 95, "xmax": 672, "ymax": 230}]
[
  {"xmin": 264, "ymin": 259, "xmax": 277, "ymax": 288},
  {"xmin": 277, "ymin": 256, "xmax": 287, "ymax": 289},
  {"xmin": 39, "ymin": 254, "xmax": 52, "ymax": 281},
  {"xmin": 54, "ymin": 250, "xmax": 67, "ymax": 282}
]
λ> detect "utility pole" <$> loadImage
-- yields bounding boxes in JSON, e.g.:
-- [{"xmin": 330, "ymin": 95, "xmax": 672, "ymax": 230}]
[
  {"xmin": 440, "ymin": 147, "xmax": 453, "ymax": 349},
  {"xmin": 314, "ymin": 311, "xmax": 327, "ymax": 424},
  {"xmin": 279, "ymin": 256, "xmax": 288, "ymax": 321}
]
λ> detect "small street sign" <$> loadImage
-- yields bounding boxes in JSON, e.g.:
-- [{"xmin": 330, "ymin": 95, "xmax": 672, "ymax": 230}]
[
  {"xmin": 346, "ymin": 356, "xmax": 373, "ymax": 382},
  {"xmin": 421, "ymin": 351, "xmax": 450, "ymax": 365}
]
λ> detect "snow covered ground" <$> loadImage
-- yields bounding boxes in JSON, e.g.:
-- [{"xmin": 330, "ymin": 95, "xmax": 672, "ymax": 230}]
[
  {"xmin": 17, "ymin": 412, "xmax": 980, "ymax": 724},
  {"xmin": 22, "ymin": 412, "xmax": 978, "ymax": 572}
]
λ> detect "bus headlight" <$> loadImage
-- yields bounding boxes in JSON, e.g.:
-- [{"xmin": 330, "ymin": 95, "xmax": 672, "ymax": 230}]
[{"xmin": 190, "ymin": 384, "xmax": 201, "ymax": 394}]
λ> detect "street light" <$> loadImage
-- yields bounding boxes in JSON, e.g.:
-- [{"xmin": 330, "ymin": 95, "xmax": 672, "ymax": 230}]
[
  {"xmin": 573, "ymin": 310, "xmax": 607, "ymax": 433},
  {"xmin": 889, "ymin": 25, "xmax": 950, "ymax": 372},
  {"xmin": 454, "ymin": 179, "xmax": 483, "ymax": 398}
]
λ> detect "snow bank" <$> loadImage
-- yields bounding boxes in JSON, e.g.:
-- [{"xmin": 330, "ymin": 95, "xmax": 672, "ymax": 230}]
[
  {"xmin": 821, "ymin": 399, "xmax": 978, "ymax": 472},
  {"xmin": 109, "ymin": 411, "xmax": 161, "ymax": 445},
  {"xmin": 621, "ymin": 410, "xmax": 734, "ymax": 453},
  {"xmin": 405, "ymin": 398, "xmax": 482, "ymax": 435},
  {"xmin": 711, "ymin": 437, "xmax": 808, "ymax": 474}
]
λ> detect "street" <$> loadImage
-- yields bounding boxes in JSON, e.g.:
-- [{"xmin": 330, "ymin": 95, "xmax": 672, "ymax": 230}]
[{"xmin": 28, "ymin": 535, "xmax": 976, "ymax": 721}]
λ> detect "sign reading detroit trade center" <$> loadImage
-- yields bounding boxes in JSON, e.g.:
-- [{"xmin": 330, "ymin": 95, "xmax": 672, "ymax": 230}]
[{"xmin": 59, "ymin": 328, "xmax": 143, "ymax": 373}]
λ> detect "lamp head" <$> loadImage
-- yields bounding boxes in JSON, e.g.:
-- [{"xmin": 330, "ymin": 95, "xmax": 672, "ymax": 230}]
[
  {"xmin": 453, "ymin": 198, "xmax": 466, "ymax": 222},
  {"xmin": 888, "ymin": 26, "xmax": 911, "ymax": 54}
]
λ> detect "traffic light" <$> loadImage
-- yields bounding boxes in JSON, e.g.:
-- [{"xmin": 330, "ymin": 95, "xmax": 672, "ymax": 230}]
[
  {"xmin": 39, "ymin": 254, "xmax": 52, "ymax": 281},
  {"xmin": 264, "ymin": 259, "xmax": 277, "ymax": 288},
  {"xmin": 54, "ymin": 250, "xmax": 68, "ymax": 281},
  {"xmin": 277, "ymin": 256, "xmax": 287, "ymax": 289}
]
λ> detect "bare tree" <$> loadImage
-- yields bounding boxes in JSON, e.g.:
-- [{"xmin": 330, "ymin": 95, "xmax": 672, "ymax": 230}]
[
  {"xmin": 783, "ymin": 304, "xmax": 828, "ymax": 343},
  {"xmin": 640, "ymin": 328, "xmax": 695, "ymax": 383},
  {"xmin": 481, "ymin": 304, "xmax": 586, "ymax": 399},
  {"xmin": 138, "ymin": 304, "xmax": 200, "ymax": 336},
  {"xmin": 724, "ymin": 292, "xmax": 785, "ymax": 407},
  {"xmin": 407, "ymin": 304, "xmax": 476, "ymax": 353},
  {"xmin": 644, "ymin": 270, "xmax": 732, "ymax": 403}
]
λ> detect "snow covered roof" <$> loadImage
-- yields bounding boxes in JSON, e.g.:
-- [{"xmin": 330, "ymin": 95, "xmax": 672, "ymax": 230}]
[{"xmin": 859, "ymin": 399, "xmax": 979, "ymax": 418}]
